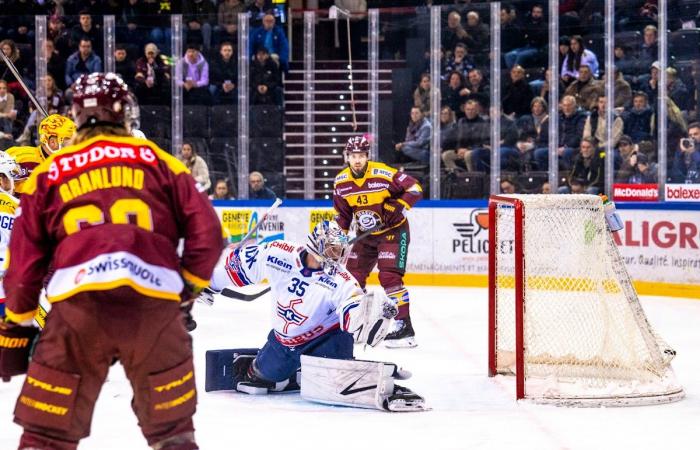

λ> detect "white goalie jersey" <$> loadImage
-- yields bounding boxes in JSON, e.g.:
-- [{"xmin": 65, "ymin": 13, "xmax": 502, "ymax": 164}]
[
  {"xmin": 209, "ymin": 241, "xmax": 366, "ymax": 347},
  {"xmin": 0, "ymin": 191, "xmax": 18, "ymax": 298}
]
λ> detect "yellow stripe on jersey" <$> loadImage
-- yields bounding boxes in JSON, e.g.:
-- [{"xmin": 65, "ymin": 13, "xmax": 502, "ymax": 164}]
[
  {"xmin": 181, "ymin": 268, "xmax": 210, "ymax": 290},
  {"xmin": 22, "ymin": 135, "xmax": 189, "ymax": 195},
  {"xmin": 5, "ymin": 307, "xmax": 39, "ymax": 325}
]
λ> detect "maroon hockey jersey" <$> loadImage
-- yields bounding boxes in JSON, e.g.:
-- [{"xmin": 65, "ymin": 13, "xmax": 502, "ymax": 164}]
[
  {"xmin": 4, "ymin": 134, "xmax": 223, "ymax": 323},
  {"xmin": 333, "ymin": 161, "xmax": 423, "ymax": 233}
]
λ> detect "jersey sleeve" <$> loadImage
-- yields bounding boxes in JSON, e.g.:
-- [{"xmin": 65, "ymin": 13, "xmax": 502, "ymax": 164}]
[
  {"xmin": 391, "ymin": 170, "xmax": 423, "ymax": 209},
  {"xmin": 333, "ymin": 273, "xmax": 365, "ymax": 333},
  {"xmin": 332, "ymin": 187, "xmax": 353, "ymax": 232},
  {"xmin": 217, "ymin": 244, "xmax": 269, "ymax": 288}
]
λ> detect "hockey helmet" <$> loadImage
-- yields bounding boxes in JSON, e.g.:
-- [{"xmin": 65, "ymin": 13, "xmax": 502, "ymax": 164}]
[
  {"xmin": 38, "ymin": 114, "xmax": 76, "ymax": 153},
  {"xmin": 306, "ymin": 220, "xmax": 350, "ymax": 275},
  {"xmin": 71, "ymin": 72, "xmax": 130, "ymax": 129},
  {"xmin": 345, "ymin": 135, "xmax": 371, "ymax": 155},
  {"xmin": 0, "ymin": 151, "xmax": 19, "ymax": 194}
]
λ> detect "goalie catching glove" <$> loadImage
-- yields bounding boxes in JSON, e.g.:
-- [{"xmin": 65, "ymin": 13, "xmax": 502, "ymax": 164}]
[
  {"xmin": 351, "ymin": 290, "xmax": 398, "ymax": 347},
  {"xmin": 0, "ymin": 318, "xmax": 39, "ymax": 378}
]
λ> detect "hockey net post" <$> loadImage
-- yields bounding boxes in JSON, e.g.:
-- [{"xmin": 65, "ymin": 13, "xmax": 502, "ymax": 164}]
[{"xmin": 488, "ymin": 194, "xmax": 684, "ymax": 407}]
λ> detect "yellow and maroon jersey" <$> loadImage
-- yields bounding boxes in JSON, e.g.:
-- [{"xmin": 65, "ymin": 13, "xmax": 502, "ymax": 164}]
[
  {"xmin": 4, "ymin": 134, "xmax": 223, "ymax": 324},
  {"xmin": 6, "ymin": 145, "xmax": 47, "ymax": 195},
  {"xmin": 333, "ymin": 161, "xmax": 423, "ymax": 234}
]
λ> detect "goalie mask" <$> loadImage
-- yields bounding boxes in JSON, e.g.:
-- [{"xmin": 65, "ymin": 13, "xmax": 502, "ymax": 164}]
[
  {"xmin": 306, "ymin": 220, "xmax": 349, "ymax": 275},
  {"xmin": 71, "ymin": 72, "xmax": 130, "ymax": 130},
  {"xmin": 0, "ymin": 151, "xmax": 19, "ymax": 195},
  {"xmin": 39, "ymin": 114, "xmax": 76, "ymax": 154}
]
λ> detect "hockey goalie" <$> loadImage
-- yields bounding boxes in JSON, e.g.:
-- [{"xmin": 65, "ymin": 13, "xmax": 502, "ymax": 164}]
[{"xmin": 200, "ymin": 220, "xmax": 426, "ymax": 412}]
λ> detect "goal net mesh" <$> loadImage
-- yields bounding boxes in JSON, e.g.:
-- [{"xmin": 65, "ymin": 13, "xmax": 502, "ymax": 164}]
[{"xmin": 492, "ymin": 194, "xmax": 683, "ymax": 405}]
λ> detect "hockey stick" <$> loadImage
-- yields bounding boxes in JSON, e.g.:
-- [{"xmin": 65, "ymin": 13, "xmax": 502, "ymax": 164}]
[
  {"xmin": 235, "ymin": 197, "xmax": 283, "ymax": 248},
  {"xmin": 220, "ymin": 286, "xmax": 271, "ymax": 302},
  {"xmin": 348, "ymin": 224, "xmax": 384, "ymax": 245},
  {"xmin": 0, "ymin": 51, "xmax": 48, "ymax": 118}
]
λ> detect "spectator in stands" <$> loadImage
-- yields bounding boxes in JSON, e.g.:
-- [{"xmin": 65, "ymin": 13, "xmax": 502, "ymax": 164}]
[
  {"xmin": 533, "ymin": 67, "xmax": 565, "ymax": 104},
  {"xmin": 473, "ymin": 112, "xmax": 520, "ymax": 172},
  {"xmin": 583, "ymin": 95, "xmax": 624, "ymax": 150},
  {"xmin": 44, "ymin": 39, "xmax": 67, "ymax": 91},
  {"xmin": 534, "ymin": 94, "xmax": 586, "ymax": 170},
  {"xmin": 118, "ymin": 0, "xmax": 147, "ymax": 51},
  {"xmin": 65, "ymin": 38, "xmax": 103, "ymax": 88},
  {"xmin": 0, "ymin": 80, "xmax": 16, "ymax": 147},
  {"xmin": 442, "ymin": 99, "xmax": 487, "ymax": 172},
  {"xmin": 183, "ymin": 0, "xmax": 216, "ymax": 50},
  {"xmin": 615, "ymin": 45, "xmax": 637, "ymax": 79},
  {"xmin": 464, "ymin": 68, "xmax": 489, "ymax": 108},
  {"xmin": 500, "ymin": 3, "xmax": 523, "ymax": 56},
  {"xmin": 559, "ymin": 137, "xmax": 604, "ymax": 194},
  {"xmin": 442, "ymin": 43, "xmax": 475, "ymax": 81},
  {"xmin": 627, "ymin": 152, "xmax": 658, "ymax": 184},
  {"xmin": 504, "ymin": 3, "xmax": 547, "ymax": 69},
  {"xmin": 541, "ymin": 181, "xmax": 551, "ymax": 193},
  {"xmin": 641, "ymin": 61, "xmax": 660, "ymax": 106},
  {"xmin": 70, "ymin": 12, "xmax": 102, "ymax": 55},
  {"xmin": 142, "ymin": 0, "xmax": 173, "ymax": 53},
  {"xmin": 3, "ymin": 0, "xmax": 39, "ymax": 44},
  {"xmin": 115, "ymin": 45, "xmax": 136, "ymax": 85},
  {"xmin": 615, "ymin": 68, "xmax": 633, "ymax": 109},
  {"xmin": 413, "ymin": 73, "xmax": 431, "ymax": 114},
  {"xmin": 614, "ymin": 135, "xmax": 638, "ymax": 182},
  {"xmin": 441, "ymin": 71, "xmax": 468, "ymax": 115},
  {"xmin": 503, "ymin": 65, "xmax": 534, "ymax": 117},
  {"xmin": 515, "ymin": 130, "xmax": 538, "ymax": 172},
  {"xmin": 178, "ymin": 141, "xmax": 211, "ymax": 191},
  {"xmin": 0, "ymin": 39, "xmax": 32, "ymax": 99},
  {"xmin": 500, "ymin": 178, "xmax": 517, "ymax": 194},
  {"xmin": 180, "ymin": 44, "xmax": 210, "ymax": 105},
  {"xmin": 622, "ymin": 91, "xmax": 654, "ymax": 144},
  {"xmin": 215, "ymin": 0, "xmax": 245, "ymax": 45},
  {"xmin": 667, "ymin": 67, "xmax": 691, "ymax": 112},
  {"xmin": 48, "ymin": 15, "xmax": 72, "ymax": 60},
  {"xmin": 517, "ymin": 96, "xmax": 549, "ymax": 145},
  {"xmin": 250, "ymin": 46, "xmax": 281, "ymax": 105},
  {"xmin": 442, "ymin": 11, "xmax": 473, "ymax": 57},
  {"xmin": 637, "ymin": 25, "xmax": 658, "ymax": 73},
  {"xmin": 249, "ymin": 171, "xmax": 276, "ymax": 199},
  {"xmin": 210, "ymin": 178, "xmax": 234, "ymax": 200},
  {"xmin": 670, "ymin": 122, "xmax": 700, "ymax": 183},
  {"xmin": 247, "ymin": 0, "xmax": 272, "ymax": 28},
  {"xmin": 561, "ymin": 35, "xmax": 599, "ymax": 85},
  {"xmin": 564, "ymin": 64, "xmax": 603, "ymax": 111},
  {"xmin": 439, "ymin": 106, "xmax": 457, "ymax": 150},
  {"xmin": 464, "ymin": 11, "xmax": 489, "ymax": 62},
  {"xmin": 249, "ymin": 14, "xmax": 289, "ymax": 73},
  {"xmin": 396, "ymin": 106, "xmax": 432, "ymax": 163},
  {"xmin": 664, "ymin": 97, "xmax": 690, "ymax": 156},
  {"xmin": 134, "ymin": 42, "xmax": 171, "ymax": 105},
  {"xmin": 210, "ymin": 41, "xmax": 238, "ymax": 104}
]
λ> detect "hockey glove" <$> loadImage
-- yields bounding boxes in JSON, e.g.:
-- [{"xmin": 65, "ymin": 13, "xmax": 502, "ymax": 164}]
[
  {"xmin": 0, "ymin": 318, "xmax": 39, "ymax": 378},
  {"xmin": 382, "ymin": 199, "xmax": 406, "ymax": 228},
  {"xmin": 196, "ymin": 287, "xmax": 218, "ymax": 307}
]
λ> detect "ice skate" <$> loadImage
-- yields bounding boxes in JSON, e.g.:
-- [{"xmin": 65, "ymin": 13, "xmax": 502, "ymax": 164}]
[{"xmin": 384, "ymin": 316, "xmax": 417, "ymax": 348}]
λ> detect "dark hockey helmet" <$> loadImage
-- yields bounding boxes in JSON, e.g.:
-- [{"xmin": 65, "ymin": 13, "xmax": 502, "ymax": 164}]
[
  {"xmin": 344, "ymin": 135, "xmax": 371, "ymax": 155},
  {"xmin": 71, "ymin": 72, "xmax": 130, "ymax": 129}
]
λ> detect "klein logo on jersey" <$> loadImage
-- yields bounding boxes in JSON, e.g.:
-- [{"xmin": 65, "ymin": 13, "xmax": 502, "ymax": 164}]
[
  {"xmin": 372, "ymin": 168, "xmax": 393, "ymax": 178},
  {"xmin": 366, "ymin": 181, "xmax": 389, "ymax": 190},
  {"xmin": 270, "ymin": 241, "xmax": 295, "ymax": 252},
  {"xmin": 317, "ymin": 275, "xmax": 338, "ymax": 289},
  {"xmin": 276, "ymin": 298, "xmax": 308, "ymax": 334},
  {"xmin": 267, "ymin": 255, "xmax": 293, "ymax": 271},
  {"xmin": 47, "ymin": 142, "xmax": 158, "ymax": 184}
]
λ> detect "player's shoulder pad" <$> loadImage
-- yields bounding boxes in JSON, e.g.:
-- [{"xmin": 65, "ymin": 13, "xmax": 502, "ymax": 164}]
[
  {"xmin": 368, "ymin": 161, "xmax": 397, "ymax": 181},
  {"xmin": 5, "ymin": 145, "xmax": 40, "ymax": 162},
  {"xmin": 0, "ymin": 191, "xmax": 18, "ymax": 213},
  {"xmin": 263, "ymin": 240, "xmax": 297, "ymax": 272},
  {"xmin": 334, "ymin": 167, "xmax": 351, "ymax": 186}
]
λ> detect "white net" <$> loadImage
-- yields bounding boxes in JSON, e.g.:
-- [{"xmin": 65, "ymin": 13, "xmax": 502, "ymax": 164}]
[{"xmin": 492, "ymin": 194, "xmax": 683, "ymax": 406}]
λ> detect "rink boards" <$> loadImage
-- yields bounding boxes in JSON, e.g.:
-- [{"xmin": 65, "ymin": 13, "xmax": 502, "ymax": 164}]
[{"xmin": 212, "ymin": 200, "xmax": 700, "ymax": 299}]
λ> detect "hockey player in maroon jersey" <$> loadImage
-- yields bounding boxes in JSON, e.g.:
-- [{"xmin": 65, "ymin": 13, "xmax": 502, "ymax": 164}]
[
  {"xmin": 0, "ymin": 73, "xmax": 222, "ymax": 450},
  {"xmin": 333, "ymin": 135, "xmax": 423, "ymax": 348}
]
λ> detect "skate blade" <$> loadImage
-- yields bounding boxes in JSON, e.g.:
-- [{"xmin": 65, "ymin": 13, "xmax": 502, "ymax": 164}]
[
  {"xmin": 385, "ymin": 398, "xmax": 429, "ymax": 412},
  {"xmin": 384, "ymin": 337, "xmax": 417, "ymax": 349},
  {"xmin": 235, "ymin": 383, "xmax": 269, "ymax": 395}
]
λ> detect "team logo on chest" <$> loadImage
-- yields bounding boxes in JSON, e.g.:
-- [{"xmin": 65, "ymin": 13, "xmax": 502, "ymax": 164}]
[
  {"xmin": 355, "ymin": 209, "xmax": 382, "ymax": 231},
  {"xmin": 276, "ymin": 298, "xmax": 308, "ymax": 334}
]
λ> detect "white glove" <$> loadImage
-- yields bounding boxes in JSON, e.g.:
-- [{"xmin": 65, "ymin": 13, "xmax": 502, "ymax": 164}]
[
  {"xmin": 354, "ymin": 291, "xmax": 398, "ymax": 347},
  {"xmin": 196, "ymin": 288, "xmax": 217, "ymax": 307}
]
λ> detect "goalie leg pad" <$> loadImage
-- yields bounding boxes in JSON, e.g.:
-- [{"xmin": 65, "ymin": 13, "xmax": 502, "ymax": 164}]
[{"xmin": 300, "ymin": 355, "xmax": 426, "ymax": 412}]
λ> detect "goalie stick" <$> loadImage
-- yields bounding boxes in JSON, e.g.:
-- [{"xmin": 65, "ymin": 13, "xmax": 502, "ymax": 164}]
[{"xmin": 236, "ymin": 197, "xmax": 283, "ymax": 248}]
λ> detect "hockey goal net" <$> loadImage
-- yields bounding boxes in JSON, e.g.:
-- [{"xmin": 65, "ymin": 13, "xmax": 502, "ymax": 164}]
[{"xmin": 488, "ymin": 194, "xmax": 684, "ymax": 406}]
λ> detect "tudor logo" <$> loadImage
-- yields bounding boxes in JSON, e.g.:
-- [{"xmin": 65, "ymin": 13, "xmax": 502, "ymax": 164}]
[{"xmin": 355, "ymin": 209, "xmax": 382, "ymax": 231}]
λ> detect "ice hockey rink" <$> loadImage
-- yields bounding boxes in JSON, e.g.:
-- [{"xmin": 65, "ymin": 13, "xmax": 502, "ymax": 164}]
[{"xmin": 2, "ymin": 285, "xmax": 699, "ymax": 450}]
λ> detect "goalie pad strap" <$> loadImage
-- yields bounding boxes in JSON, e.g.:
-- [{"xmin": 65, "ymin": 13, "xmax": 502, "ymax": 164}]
[{"xmin": 300, "ymin": 355, "xmax": 401, "ymax": 411}]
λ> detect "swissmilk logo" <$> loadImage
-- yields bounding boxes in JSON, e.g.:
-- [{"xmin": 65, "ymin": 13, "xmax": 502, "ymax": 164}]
[{"xmin": 276, "ymin": 299, "xmax": 308, "ymax": 334}]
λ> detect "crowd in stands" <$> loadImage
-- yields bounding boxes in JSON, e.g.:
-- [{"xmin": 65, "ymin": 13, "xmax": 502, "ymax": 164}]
[
  {"xmin": 398, "ymin": 1, "xmax": 700, "ymax": 196},
  {"xmin": 0, "ymin": 0, "xmax": 288, "ymax": 199}
]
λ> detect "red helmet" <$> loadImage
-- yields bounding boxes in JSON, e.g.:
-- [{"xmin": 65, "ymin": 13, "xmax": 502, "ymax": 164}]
[
  {"xmin": 344, "ymin": 135, "xmax": 371, "ymax": 154},
  {"xmin": 71, "ymin": 72, "xmax": 130, "ymax": 129}
]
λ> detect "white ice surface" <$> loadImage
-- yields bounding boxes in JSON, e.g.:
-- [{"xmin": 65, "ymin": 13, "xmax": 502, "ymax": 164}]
[{"xmin": 2, "ymin": 286, "xmax": 699, "ymax": 450}]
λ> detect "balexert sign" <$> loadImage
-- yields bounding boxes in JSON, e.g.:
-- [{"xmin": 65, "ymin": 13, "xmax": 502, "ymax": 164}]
[{"xmin": 665, "ymin": 184, "xmax": 700, "ymax": 202}]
